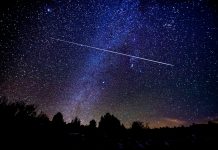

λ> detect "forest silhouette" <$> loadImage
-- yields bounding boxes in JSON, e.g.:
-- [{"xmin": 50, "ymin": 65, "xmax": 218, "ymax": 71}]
[{"xmin": 0, "ymin": 96, "xmax": 217, "ymax": 149}]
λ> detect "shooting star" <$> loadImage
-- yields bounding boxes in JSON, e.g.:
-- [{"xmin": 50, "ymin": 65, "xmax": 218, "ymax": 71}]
[{"xmin": 50, "ymin": 37, "xmax": 174, "ymax": 66}]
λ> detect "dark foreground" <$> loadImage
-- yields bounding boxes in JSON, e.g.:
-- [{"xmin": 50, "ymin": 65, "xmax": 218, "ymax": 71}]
[
  {"xmin": 0, "ymin": 98, "xmax": 218, "ymax": 149},
  {"xmin": 1, "ymin": 123, "xmax": 218, "ymax": 150}
]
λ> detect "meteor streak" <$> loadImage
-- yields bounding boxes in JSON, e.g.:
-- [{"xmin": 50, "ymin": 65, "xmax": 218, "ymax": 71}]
[{"xmin": 50, "ymin": 37, "xmax": 174, "ymax": 66}]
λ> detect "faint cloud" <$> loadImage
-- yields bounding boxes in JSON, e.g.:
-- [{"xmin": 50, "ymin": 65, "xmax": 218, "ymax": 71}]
[{"xmin": 150, "ymin": 117, "xmax": 188, "ymax": 128}]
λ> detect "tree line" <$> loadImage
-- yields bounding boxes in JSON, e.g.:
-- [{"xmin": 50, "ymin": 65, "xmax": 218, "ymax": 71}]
[
  {"xmin": 0, "ymin": 96, "xmax": 217, "ymax": 149},
  {"xmin": 0, "ymin": 96, "xmax": 148, "ymax": 131}
]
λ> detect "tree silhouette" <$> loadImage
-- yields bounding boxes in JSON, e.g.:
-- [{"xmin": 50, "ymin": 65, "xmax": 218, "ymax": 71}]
[
  {"xmin": 15, "ymin": 101, "xmax": 36, "ymax": 121},
  {"xmin": 37, "ymin": 112, "xmax": 49, "ymax": 124},
  {"xmin": 131, "ymin": 121, "xmax": 144, "ymax": 130},
  {"xmin": 70, "ymin": 117, "xmax": 81, "ymax": 130},
  {"xmin": 52, "ymin": 112, "xmax": 64, "ymax": 126},
  {"xmin": 99, "ymin": 113, "xmax": 121, "ymax": 131},
  {"xmin": 0, "ymin": 97, "xmax": 37, "ymax": 125},
  {"xmin": 89, "ymin": 119, "xmax": 97, "ymax": 129},
  {"xmin": 145, "ymin": 122, "xmax": 150, "ymax": 129},
  {"xmin": 0, "ymin": 96, "xmax": 14, "ymax": 123}
]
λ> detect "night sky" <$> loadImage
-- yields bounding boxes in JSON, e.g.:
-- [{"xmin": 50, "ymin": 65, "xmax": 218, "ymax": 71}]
[{"xmin": 0, "ymin": 0, "xmax": 218, "ymax": 128}]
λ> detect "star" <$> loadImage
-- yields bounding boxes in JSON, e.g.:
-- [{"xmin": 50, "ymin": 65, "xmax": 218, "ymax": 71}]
[{"xmin": 47, "ymin": 8, "xmax": 51, "ymax": 13}]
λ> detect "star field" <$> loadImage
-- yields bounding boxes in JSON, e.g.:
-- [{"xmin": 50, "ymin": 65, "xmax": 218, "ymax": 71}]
[{"xmin": 0, "ymin": 0, "xmax": 218, "ymax": 128}]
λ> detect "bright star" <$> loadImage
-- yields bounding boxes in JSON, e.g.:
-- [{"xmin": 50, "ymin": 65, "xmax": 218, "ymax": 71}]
[{"xmin": 47, "ymin": 8, "xmax": 51, "ymax": 12}]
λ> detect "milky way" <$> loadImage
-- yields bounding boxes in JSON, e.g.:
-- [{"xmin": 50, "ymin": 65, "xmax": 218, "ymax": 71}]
[{"xmin": 0, "ymin": 0, "xmax": 218, "ymax": 127}]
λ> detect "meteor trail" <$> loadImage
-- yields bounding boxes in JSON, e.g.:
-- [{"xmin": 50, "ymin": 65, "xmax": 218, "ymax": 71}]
[{"xmin": 50, "ymin": 37, "xmax": 174, "ymax": 66}]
